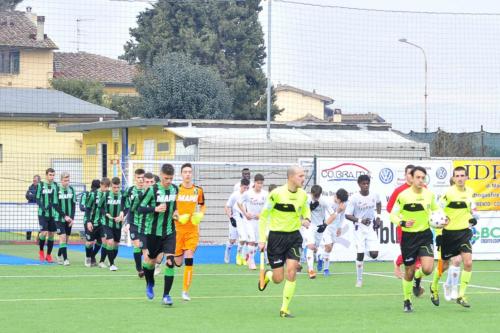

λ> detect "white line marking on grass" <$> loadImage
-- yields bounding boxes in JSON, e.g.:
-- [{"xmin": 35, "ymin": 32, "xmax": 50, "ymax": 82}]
[
  {"xmin": 1, "ymin": 291, "xmax": 499, "ymax": 303},
  {"xmin": 365, "ymin": 272, "xmax": 500, "ymax": 291}
]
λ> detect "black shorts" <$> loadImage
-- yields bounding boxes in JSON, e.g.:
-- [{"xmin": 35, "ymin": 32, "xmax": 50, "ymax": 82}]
[
  {"xmin": 56, "ymin": 221, "xmax": 72, "ymax": 236},
  {"xmin": 401, "ymin": 229, "xmax": 434, "ymax": 266},
  {"xmin": 145, "ymin": 233, "xmax": 176, "ymax": 259},
  {"xmin": 84, "ymin": 224, "xmax": 101, "ymax": 242},
  {"xmin": 103, "ymin": 226, "xmax": 122, "ymax": 242},
  {"xmin": 267, "ymin": 230, "xmax": 303, "ymax": 269},
  {"xmin": 441, "ymin": 228, "xmax": 472, "ymax": 260},
  {"xmin": 129, "ymin": 224, "xmax": 146, "ymax": 248},
  {"xmin": 38, "ymin": 216, "xmax": 56, "ymax": 232}
]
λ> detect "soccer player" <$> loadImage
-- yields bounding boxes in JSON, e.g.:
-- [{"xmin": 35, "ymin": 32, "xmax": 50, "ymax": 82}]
[
  {"xmin": 94, "ymin": 178, "xmax": 110, "ymax": 268},
  {"xmin": 174, "ymin": 163, "xmax": 206, "ymax": 301},
  {"xmin": 233, "ymin": 168, "xmax": 252, "ymax": 191},
  {"xmin": 430, "ymin": 166, "xmax": 477, "ymax": 308},
  {"xmin": 138, "ymin": 164, "xmax": 178, "ymax": 306},
  {"xmin": 83, "ymin": 179, "xmax": 100, "ymax": 267},
  {"xmin": 238, "ymin": 174, "xmax": 268, "ymax": 270},
  {"xmin": 345, "ymin": 175, "xmax": 382, "ymax": 287},
  {"xmin": 54, "ymin": 172, "xmax": 76, "ymax": 266},
  {"xmin": 387, "ymin": 164, "xmax": 415, "ymax": 244},
  {"xmin": 301, "ymin": 185, "xmax": 333, "ymax": 279},
  {"xmin": 394, "ymin": 256, "xmax": 422, "ymax": 279},
  {"xmin": 390, "ymin": 166, "xmax": 441, "ymax": 313},
  {"xmin": 36, "ymin": 168, "xmax": 58, "ymax": 263},
  {"xmin": 225, "ymin": 178, "xmax": 250, "ymax": 266},
  {"xmin": 258, "ymin": 165, "xmax": 311, "ymax": 318},
  {"xmin": 124, "ymin": 168, "xmax": 146, "ymax": 277},
  {"xmin": 321, "ymin": 188, "xmax": 349, "ymax": 277},
  {"xmin": 101, "ymin": 177, "xmax": 126, "ymax": 271}
]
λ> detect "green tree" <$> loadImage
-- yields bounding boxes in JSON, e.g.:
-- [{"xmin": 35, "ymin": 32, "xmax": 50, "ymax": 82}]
[
  {"xmin": 104, "ymin": 95, "xmax": 141, "ymax": 120},
  {"xmin": 0, "ymin": 0, "xmax": 23, "ymax": 11},
  {"xmin": 122, "ymin": 0, "xmax": 280, "ymax": 120},
  {"xmin": 135, "ymin": 53, "xmax": 233, "ymax": 119}
]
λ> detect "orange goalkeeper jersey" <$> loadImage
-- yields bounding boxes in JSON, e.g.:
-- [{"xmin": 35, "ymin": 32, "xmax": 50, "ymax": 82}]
[{"xmin": 176, "ymin": 184, "xmax": 205, "ymax": 231}]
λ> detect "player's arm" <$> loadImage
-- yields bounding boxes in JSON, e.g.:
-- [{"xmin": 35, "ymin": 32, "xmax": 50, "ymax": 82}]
[
  {"xmin": 386, "ymin": 188, "xmax": 399, "ymax": 213},
  {"xmin": 120, "ymin": 194, "xmax": 128, "ymax": 221},
  {"xmin": 198, "ymin": 187, "xmax": 206, "ymax": 214},
  {"xmin": 84, "ymin": 192, "xmax": 94, "ymax": 221},
  {"xmin": 137, "ymin": 188, "xmax": 155, "ymax": 214},
  {"xmin": 344, "ymin": 200, "xmax": 357, "ymax": 223},
  {"xmin": 35, "ymin": 183, "xmax": 44, "ymax": 210},
  {"xmin": 237, "ymin": 193, "xmax": 251, "ymax": 220},
  {"xmin": 70, "ymin": 187, "xmax": 76, "ymax": 220},
  {"xmin": 389, "ymin": 195, "xmax": 413, "ymax": 227},
  {"xmin": 300, "ymin": 194, "xmax": 311, "ymax": 227}
]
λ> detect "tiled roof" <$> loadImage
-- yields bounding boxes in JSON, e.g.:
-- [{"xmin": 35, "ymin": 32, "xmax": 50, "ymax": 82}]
[
  {"xmin": 0, "ymin": 11, "xmax": 57, "ymax": 49},
  {"xmin": 53, "ymin": 52, "xmax": 137, "ymax": 86},
  {"xmin": 275, "ymin": 84, "xmax": 334, "ymax": 103}
]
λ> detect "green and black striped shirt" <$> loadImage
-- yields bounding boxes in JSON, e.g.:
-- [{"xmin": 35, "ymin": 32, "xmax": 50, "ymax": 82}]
[
  {"xmin": 36, "ymin": 181, "xmax": 58, "ymax": 218},
  {"xmin": 138, "ymin": 184, "xmax": 177, "ymax": 237},
  {"xmin": 125, "ymin": 186, "xmax": 145, "ymax": 229},
  {"xmin": 85, "ymin": 190, "xmax": 106, "ymax": 226},
  {"xmin": 102, "ymin": 191, "xmax": 126, "ymax": 229},
  {"xmin": 54, "ymin": 185, "xmax": 76, "ymax": 222}
]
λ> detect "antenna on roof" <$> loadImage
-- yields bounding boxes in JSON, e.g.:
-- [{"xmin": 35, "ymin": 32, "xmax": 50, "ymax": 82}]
[{"xmin": 76, "ymin": 18, "xmax": 94, "ymax": 52}]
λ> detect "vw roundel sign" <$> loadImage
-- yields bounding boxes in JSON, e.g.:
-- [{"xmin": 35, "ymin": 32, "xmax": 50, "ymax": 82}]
[
  {"xmin": 379, "ymin": 168, "xmax": 394, "ymax": 184},
  {"xmin": 436, "ymin": 167, "xmax": 448, "ymax": 180}
]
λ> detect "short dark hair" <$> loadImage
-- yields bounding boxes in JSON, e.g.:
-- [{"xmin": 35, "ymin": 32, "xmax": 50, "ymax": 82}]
[
  {"xmin": 268, "ymin": 184, "xmax": 277, "ymax": 192},
  {"xmin": 241, "ymin": 178, "xmax": 250, "ymax": 186},
  {"xmin": 101, "ymin": 177, "xmax": 111, "ymax": 186},
  {"xmin": 135, "ymin": 168, "xmax": 145, "ymax": 176},
  {"xmin": 242, "ymin": 168, "xmax": 250, "ymax": 172},
  {"xmin": 410, "ymin": 166, "xmax": 427, "ymax": 176},
  {"xmin": 311, "ymin": 185, "xmax": 322, "ymax": 197},
  {"xmin": 254, "ymin": 173, "xmax": 264, "ymax": 182},
  {"xmin": 161, "ymin": 164, "xmax": 175, "ymax": 176},
  {"xmin": 144, "ymin": 172, "xmax": 154, "ymax": 179},
  {"xmin": 181, "ymin": 163, "xmax": 192, "ymax": 172},
  {"xmin": 357, "ymin": 174, "xmax": 371, "ymax": 184},
  {"xmin": 46, "ymin": 168, "xmax": 55, "ymax": 175},
  {"xmin": 154, "ymin": 175, "xmax": 160, "ymax": 183},
  {"xmin": 453, "ymin": 166, "xmax": 468, "ymax": 177},
  {"xmin": 405, "ymin": 164, "xmax": 415, "ymax": 173},
  {"xmin": 111, "ymin": 177, "xmax": 121, "ymax": 185},
  {"xmin": 90, "ymin": 179, "xmax": 101, "ymax": 191},
  {"xmin": 336, "ymin": 188, "xmax": 349, "ymax": 203}
]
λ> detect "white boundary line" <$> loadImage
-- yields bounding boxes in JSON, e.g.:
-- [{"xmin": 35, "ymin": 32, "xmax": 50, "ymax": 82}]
[{"xmin": 365, "ymin": 272, "xmax": 500, "ymax": 291}]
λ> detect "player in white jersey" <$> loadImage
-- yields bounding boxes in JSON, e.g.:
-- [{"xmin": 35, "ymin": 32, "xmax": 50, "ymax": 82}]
[
  {"xmin": 301, "ymin": 185, "xmax": 334, "ymax": 279},
  {"xmin": 224, "ymin": 178, "xmax": 250, "ymax": 265},
  {"xmin": 233, "ymin": 168, "xmax": 253, "ymax": 192},
  {"xmin": 321, "ymin": 188, "xmax": 349, "ymax": 277},
  {"xmin": 238, "ymin": 174, "xmax": 267, "ymax": 270},
  {"xmin": 345, "ymin": 175, "xmax": 382, "ymax": 287}
]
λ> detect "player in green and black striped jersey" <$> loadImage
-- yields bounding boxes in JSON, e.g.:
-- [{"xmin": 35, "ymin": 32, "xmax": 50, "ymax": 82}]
[
  {"xmin": 101, "ymin": 177, "xmax": 127, "ymax": 271},
  {"xmin": 53, "ymin": 172, "xmax": 76, "ymax": 266},
  {"xmin": 137, "ymin": 164, "xmax": 178, "ymax": 306},
  {"xmin": 35, "ymin": 168, "xmax": 58, "ymax": 263},
  {"xmin": 124, "ymin": 168, "xmax": 146, "ymax": 276},
  {"xmin": 83, "ymin": 179, "xmax": 101, "ymax": 267}
]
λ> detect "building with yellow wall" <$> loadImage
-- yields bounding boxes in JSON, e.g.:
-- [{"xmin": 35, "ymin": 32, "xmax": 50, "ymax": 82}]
[{"xmin": 274, "ymin": 84, "xmax": 334, "ymax": 121}]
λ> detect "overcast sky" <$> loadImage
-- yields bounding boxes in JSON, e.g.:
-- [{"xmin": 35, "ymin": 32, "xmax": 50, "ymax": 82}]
[{"xmin": 17, "ymin": 0, "xmax": 500, "ymax": 133}]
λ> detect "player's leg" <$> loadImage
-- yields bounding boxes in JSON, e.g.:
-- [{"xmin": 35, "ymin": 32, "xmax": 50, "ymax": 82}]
[
  {"xmin": 449, "ymin": 255, "xmax": 462, "ymax": 300},
  {"xmin": 279, "ymin": 231, "xmax": 303, "ymax": 318},
  {"xmin": 353, "ymin": 226, "xmax": 366, "ymax": 286},
  {"xmin": 161, "ymin": 233, "xmax": 176, "ymax": 306},
  {"xmin": 104, "ymin": 228, "xmax": 115, "ymax": 268},
  {"xmin": 109, "ymin": 230, "xmax": 121, "ymax": 271},
  {"xmin": 236, "ymin": 217, "xmax": 249, "ymax": 266},
  {"xmin": 37, "ymin": 217, "xmax": 48, "ymax": 261},
  {"xmin": 143, "ymin": 235, "xmax": 159, "ymax": 299},
  {"xmin": 98, "ymin": 229, "xmax": 108, "ymax": 267},
  {"xmin": 130, "ymin": 224, "xmax": 143, "ymax": 275},
  {"xmin": 245, "ymin": 220, "xmax": 257, "ymax": 270},
  {"xmin": 456, "ymin": 229, "xmax": 473, "ymax": 307},
  {"xmin": 181, "ymin": 231, "xmax": 199, "ymax": 301},
  {"xmin": 63, "ymin": 223, "xmax": 72, "ymax": 265},
  {"xmin": 400, "ymin": 231, "xmax": 419, "ymax": 312},
  {"xmin": 45, "ymin": 219, "xmax": 56, "ymax": 262},
  {"xmin": 431, "ymin": 258, "xmax": 449, "ymax": 298},
  {"xmin": 56, "ymin": 222, "xmax": 66, "ymax": 264},
  {"xmin": 323, "ymin": 243, "xmax": 333, "ymax": 276},
  {"xmin": 225, "ymin": 222, "xmax": 238, "ymax": 264}
]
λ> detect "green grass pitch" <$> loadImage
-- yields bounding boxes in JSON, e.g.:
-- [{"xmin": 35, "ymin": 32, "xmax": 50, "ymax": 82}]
[{"xmin": 0, "ymin": 245, "xmax": 499, "ymax": 333}]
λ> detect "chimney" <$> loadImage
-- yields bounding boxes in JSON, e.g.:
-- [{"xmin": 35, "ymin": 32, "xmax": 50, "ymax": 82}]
[
  {"xmin": 332, "ymin": 108, "xmax": 342, "ymax": 123},
  {"xmin": 36, "ymin": 16, "xmax": 45, "ymax": 41},
  {"xmin": 25, "ymin": 7, "xmax": 37, "ymax": 25}
]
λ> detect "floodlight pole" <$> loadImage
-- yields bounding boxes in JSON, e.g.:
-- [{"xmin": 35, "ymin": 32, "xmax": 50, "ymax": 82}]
[
  {"xmin": 399, "ymin": 38, "xmax": 428, "ymax": 133},
  {"xmin": 266, "ymin": 0, "xmax": 272, "ymax": 140}
]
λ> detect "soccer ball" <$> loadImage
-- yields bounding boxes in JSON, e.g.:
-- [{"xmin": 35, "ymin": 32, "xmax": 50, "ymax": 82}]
[{"xmin": 430, "ymin": 210, "xmax": 447, "ymax": 228}]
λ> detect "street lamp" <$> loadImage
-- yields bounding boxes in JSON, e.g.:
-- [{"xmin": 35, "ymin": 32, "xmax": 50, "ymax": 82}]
[{"xmin": 399, "ymin": 38, "xmax": 428, "ymax": 133}]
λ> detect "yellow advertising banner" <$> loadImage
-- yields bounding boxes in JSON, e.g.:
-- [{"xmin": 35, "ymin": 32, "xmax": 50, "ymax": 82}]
[{"xmin": 453, "ymin": 160, "xmax": 500, "ymax": 211}]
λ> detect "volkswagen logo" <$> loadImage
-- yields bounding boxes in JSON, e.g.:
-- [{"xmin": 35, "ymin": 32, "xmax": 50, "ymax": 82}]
[
  {"xmin": 379, "ymin": 168, "xmax": 394, "ymax": 184},
  {"xmin": 436, "ymin": 167, "xmax": 447, "ymax": 180}
]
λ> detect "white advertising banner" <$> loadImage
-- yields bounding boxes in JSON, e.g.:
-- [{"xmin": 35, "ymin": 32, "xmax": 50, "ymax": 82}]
[{"xmin": 316, "ymin": 158, "xmax": 453, "ymax": 261}]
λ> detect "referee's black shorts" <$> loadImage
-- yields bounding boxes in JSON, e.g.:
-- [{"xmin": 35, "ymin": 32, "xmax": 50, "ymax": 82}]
[
  {"xmin": 441, "ymin": 228, "xmax": 472, "ymax": 260},
  {"xmin": 267, "ymin": 230, "xmax": 303, "ymax": 269},
  {"xmin": 401, "ymin": 229, "xmax": 434, "ymax": 266}
]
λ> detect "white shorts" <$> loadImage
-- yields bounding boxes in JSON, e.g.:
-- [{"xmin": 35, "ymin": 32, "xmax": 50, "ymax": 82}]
[
  {"xmin": 234, "ymin": 212, "xmax": 248, "ymax": 242},
  {"xmin": 245, "ymin": 219, "xmax": 259, "ymax": 243},
  {"xmin": 228, "ymin": 222, "xmax": 238, "ymax": 241},
  {"xmin": 322, "ymin": 225, "xmax": 340, "ymax": 245},
  {"xmin": 300, "ymin": 225, "xmax": 322, "ymax": 248},
  {"xmin": 353, "ymin": 223, "xmax": 379, "ymax": 253}
]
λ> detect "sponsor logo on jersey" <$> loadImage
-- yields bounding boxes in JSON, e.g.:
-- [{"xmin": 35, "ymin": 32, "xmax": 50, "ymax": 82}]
[
  {"xmin": 157, "ymin": 194, "xmax": 176, "ymax": 203},
  {"xmin": 59, "ymin": 193, "xmax": 73, "ymax": 200},
  {"xmin": 177, "ymin": 194, "xmax": 198, "ymax": 202}
]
